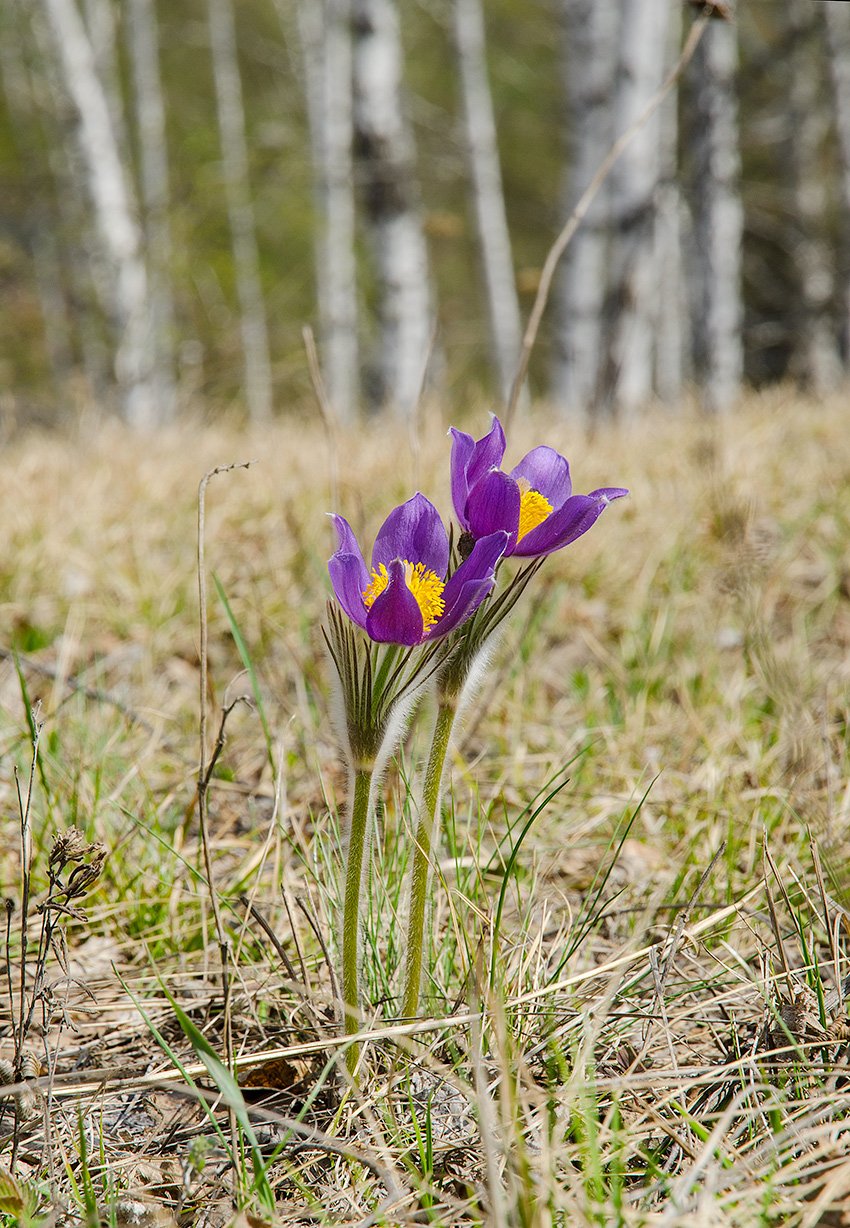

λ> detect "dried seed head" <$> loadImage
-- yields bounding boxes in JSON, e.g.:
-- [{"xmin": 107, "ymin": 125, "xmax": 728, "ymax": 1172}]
[
  {"xmin": 49, "ymin": 827, "xmax": 97, "ymax": 871},
  {"xmin": 65, "ymin": 845, "xmax": 107, "ymax": 899},
  {"xmin": 0, "ymin": 1053, "xmax": 42, "ymax": 1121},
  {"xmin": 19, "ymin": 1053, "xmax": 41, "ymax": 1080}
]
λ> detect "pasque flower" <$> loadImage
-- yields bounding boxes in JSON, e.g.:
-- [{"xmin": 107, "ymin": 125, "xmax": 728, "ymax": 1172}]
[
  {"xmin": 450, "ymin": 415, "xmax": 628, "ymax": 558},
  {"xmin": 329, "ymin": 492, "xmax": 508, "ymax": 646},
  {"xmin": 326, "ymin": 492, "xmax": 507, "ymax": 1072},
  {"xmin": 400, "ymin": 416, "xmax": 629, "ymax": 1024}
]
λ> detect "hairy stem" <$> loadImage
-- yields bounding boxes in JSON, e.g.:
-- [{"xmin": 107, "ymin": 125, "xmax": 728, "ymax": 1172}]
[
  {"xmin": 341, "ymin": 767, "xmax": 374, "ymax": 1072},
  {"xmin": 401, "ymin": 699, "xmax": 457, "ymax": 1020}
]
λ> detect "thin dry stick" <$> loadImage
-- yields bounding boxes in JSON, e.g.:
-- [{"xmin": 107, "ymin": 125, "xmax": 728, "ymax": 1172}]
[
  {"xmin": 763, "ymin": 838, "xmax": 798, "ymax": 927},
  {"xmin": 196, "ymin": 459, "xmax": 254, "ymax": 1196},
  {"xmin": 234, "ymin": 738, "xmax": 286, "ymax": 973},
  {"xmin": 504, "ymin": 6, "xmax": 712, "ymax": 427},
  {"xmin": 3, "ymin": 901, "xmax": 13, "ymax": 1055},
  {"xmin": 809, "ymin": 835, "xmax": 839, "ymax": 984},
  {"xmin": 303, "ymin": 325, "xmax": 340, "ymax": 516},
  {"xmin": 281, "ymin": 886, "xmax": 310, "ymax": 992},
  {"xmin": 762, "ymin": 840, "xmax": 795, "ymax": 1001},
  {"xmin": 11, "ymin": 712, "xmax": 41, "ymax": 1171},
  {"xmin": 648, "ymin": 946, "xmax": 678, "ymax": 1076},
  {"xmin": 296, "ymin": 892, "xmax": 339, "ymax": 1006},
  {"xmin": 197, "ymin": 462, "xmax": 255, "ymax": 974},
  {"xmin": 204, "ymin": 698, "xmax": 245, "ymax": 787},
  {"xmin": 834, "ymin": 912, "xmax": 846, "ymax": 1011},
  {"xmin": 15, "ymin": 712, "xmax": 42, "ymax": 1066},
  {"xmin": 239, "ymin": 896, "xmax": 298, "ymax": 985}
]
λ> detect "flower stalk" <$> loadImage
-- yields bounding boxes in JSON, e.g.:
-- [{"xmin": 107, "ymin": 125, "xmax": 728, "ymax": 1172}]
[
  {"xmin": 341, "ymin": 766, "xmax": 374, "ymax": 1071},
  {"xmin": 401, "ymin": 695, "xmax": 457, "ymax": 1021},
  {"xmin": 399, "ymin": 558, "xmax": 550, "ymax": 1019},
  {"xmin": 324, "ymin": 601, "xmax": 454, "ymax": 1073}
]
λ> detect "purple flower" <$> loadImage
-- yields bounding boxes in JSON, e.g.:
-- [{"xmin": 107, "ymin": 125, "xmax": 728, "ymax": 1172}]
[
  {"xmin": 450, "ymin": 416, "xmax": 628, "ymax": 558},
  {"xmin": 329, "ymin": 493, "xmax": 508, "ymax": 646}
]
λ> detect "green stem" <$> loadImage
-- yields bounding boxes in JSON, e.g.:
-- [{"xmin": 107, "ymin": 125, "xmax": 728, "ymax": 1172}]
[
  {"xmin": 401, "ymin": 699, "xmax": 457, "ymax": 1020},
  {"xmin": 342, "ymin": 767, "xmax": 373, "ymax": 1073}
]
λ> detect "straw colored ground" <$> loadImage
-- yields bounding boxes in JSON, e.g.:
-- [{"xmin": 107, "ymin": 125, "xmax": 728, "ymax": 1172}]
[{"xmin": 1, "ymin": 387, "xmax": 850, "ymax": 1227}]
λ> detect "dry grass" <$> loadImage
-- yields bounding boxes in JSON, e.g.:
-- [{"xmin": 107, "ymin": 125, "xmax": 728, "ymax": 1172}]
[{"xmin": 1, "ymin": 386, "xmax": 850, "ymax": 1226}]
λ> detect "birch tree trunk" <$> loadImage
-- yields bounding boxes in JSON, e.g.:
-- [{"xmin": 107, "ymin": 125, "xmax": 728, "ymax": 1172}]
[
  {"xmin": 825, "ymin": 1, "xmax": 850, "ymax": 367},
  {"xmin": 551, "ymin": 0, "xmax": 618, "ymax": 423},
  {"xmin": 353, "ymin": 0, "xmax": 432, "ymax": 418},
  {"xmin": 787, "ymin": 0, "xmax": 840, "ymax": 393},
  {"xmin": 127, "ymin": 0, "xmax": 176, "ymax": 419},
  {"xmin": 82, "ymin": 0, "xmax": 127, "ymax": 154},
  {"xmin": 654, "ymin": 0, "xmax": 684, "ymax": 406},
  {"xmin": 294, "ymin": 0, "xmax": 359, "ymax": 423},
  {"xmin": 600, "ymin": 0, "xmax": 670, "ymax": 419},
  {"xmin": 689, "ymin": 6, "xmax": 743, "ymax": 412},
  {"xmin": 453, "ymin": 0, "xmax": 522, "ymax": 405},
  {"xmin": 208, "ymin": 0, "xmax": 273, "ymax": 422},
  {"xmin": 42, "ymin": 0, "xmax": 160, "ymax": 428}
]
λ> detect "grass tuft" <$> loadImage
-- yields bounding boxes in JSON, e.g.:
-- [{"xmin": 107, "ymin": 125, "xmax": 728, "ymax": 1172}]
[{"xmin": 1, "ymin": 392, "xmax": 850, "ymax": 1223}]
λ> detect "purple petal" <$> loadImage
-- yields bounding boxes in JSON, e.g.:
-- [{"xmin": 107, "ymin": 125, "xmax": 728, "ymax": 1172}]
[
  {"xmin": 328, "ymin": 516, "xmax": 370, "ymax": 627},
  {"xmin": 466, "ymin": 416, "xmax": 506, "ymax": 491},
  {"xmin": 328, "ymin": 553, "xmax": 369, "ymax": 628},
  {"xmin": 589, "ymin": 486, "xmax": 630, "ymax": 502},
  {"xmin": 372, "ymin": 493, "xmax": 449, "ymax": 578},
  {"xmin": 429, "ymin": 531, "xmax": 508, "ymax": 638},
  {"xmin": 330, "ymin": 513, "xmax": 367, "ymax": 562},
  {"xmin": 465, "ymin": 469, "xmax": 521, "ymax": 552},
  {"xmin": 511, "ymin": 446, "xmax": 571, "ymax": 508},
  {"xmin": 513, "ymin": 494, "xmax": 610, "ymax": 557},
  {"xmin": 365, "ymin": 558, "xmax": 424, "ymax": 645},
  {"xmin": 449, "ymin": 428, "xmax": 475, "ymax": 527}
]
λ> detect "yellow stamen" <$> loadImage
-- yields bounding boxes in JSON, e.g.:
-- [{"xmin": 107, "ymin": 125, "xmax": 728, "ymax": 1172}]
[
  {"xmin": 363, "ymin": 560, "xmax": 446, "ymax": 630},
  {"xmin": 516, "ymin": 478, "xmax": 553, "ymax": 542}
]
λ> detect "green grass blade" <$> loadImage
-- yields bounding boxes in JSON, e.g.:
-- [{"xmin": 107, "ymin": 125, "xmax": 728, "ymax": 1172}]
[{"xmin": 166, "ymin": 993, "xmax": 277, "ymax": 1213}]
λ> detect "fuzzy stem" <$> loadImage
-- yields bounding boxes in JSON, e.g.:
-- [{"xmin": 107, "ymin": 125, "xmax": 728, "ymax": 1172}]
[
  {"xmin": 341, "ymin": 766, "xmax": 374, "ymax": 1072},
  {"xmin": 401, "ymin": 697, "xmax": 457, "ymax": 1020}
]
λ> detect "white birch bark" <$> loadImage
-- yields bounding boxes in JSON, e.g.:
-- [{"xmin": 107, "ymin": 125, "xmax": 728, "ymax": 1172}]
[
  {"xmin": 353, "ymin": 0, "xmax": 432, "ymax": 418},
  {"xmin": 127, "ymin": 0, "xmax": 176, "ymax": 418},
  {"xmin": 208, "ymin": 0, "xmax": 273, "ymax": 422},
  {"xmin": 552, "ymin": 0, "xmax": 618, "ymax": 422},
  {"xmin": 601, "ymin": 0, "xmax": 670, "ymax": 419},
  {"xmin": 825, "ymin": 1, "xmax": 850, "ymax": 366},
  {"xmin": 294, "ymin": 0, "xmax": 359, "ymax": 423},
  {"xmin": 787, "ymin": 0, "xmax": 840, "ymax": 393},
  {"xmin": 689, "ymin": 7, "xmax": 743, "ymax": 412},
  {"xmin": 82, "ymin": 0, "xmax": 127, "ymax": 154},
  {"xmin": 654, "ymin": 0, "xmax": 684, "ymax": 406},
  {"xmin": 453, "ymin": 0, "xmax": 522, "ymax": 405},
  {"xmin": 41, "ymin": 0, "xmax": 160, "ymax": 428}
]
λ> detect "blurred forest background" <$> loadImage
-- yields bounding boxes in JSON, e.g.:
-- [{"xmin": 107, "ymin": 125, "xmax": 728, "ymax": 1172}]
[{"xmin": 0, "ymin": 0, "xmax": 844, "ymax": 429}]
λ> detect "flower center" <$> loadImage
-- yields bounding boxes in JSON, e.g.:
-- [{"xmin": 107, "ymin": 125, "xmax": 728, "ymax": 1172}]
[
  {"xmin": 516, "ymin": 479, "xmax": 553, "ymax": 542},
  {"xmin": 363, "ymin": 560, "xmax": 446, "ymax": 630}
]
